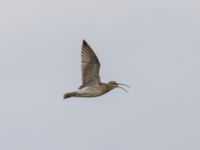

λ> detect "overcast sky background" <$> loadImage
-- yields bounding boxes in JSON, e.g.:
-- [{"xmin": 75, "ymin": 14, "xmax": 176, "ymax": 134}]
[{"xmin": 0, "ymin": 0, "xmax": 200, "ymax": 150}]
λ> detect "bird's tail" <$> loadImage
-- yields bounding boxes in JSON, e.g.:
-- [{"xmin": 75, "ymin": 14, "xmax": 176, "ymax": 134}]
[{"xmin": 63, "ymin": 91, "xmax": 76, "ymax": 99}]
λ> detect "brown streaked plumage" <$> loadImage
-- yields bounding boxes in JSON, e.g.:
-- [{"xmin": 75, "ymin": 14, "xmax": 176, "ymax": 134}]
[{"xmin": 63, "ymin": 40, "xmax": 129, "ymax": 99}]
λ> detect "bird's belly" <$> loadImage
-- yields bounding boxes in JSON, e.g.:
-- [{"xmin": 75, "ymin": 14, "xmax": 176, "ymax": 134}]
[{"xmin": 76, "ymin": 87, "xmax": 104, "ymax": 97}]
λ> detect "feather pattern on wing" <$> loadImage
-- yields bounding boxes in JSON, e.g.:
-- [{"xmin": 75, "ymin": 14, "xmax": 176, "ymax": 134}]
[{"xmin": 80, "ymin": 40, "xmax": 101, "ymax": 88}]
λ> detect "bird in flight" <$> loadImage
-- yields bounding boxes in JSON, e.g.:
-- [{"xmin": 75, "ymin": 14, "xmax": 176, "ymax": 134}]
[{"xmin": 63, "ymin": 40, "xmax": 129, "ymax": 99}]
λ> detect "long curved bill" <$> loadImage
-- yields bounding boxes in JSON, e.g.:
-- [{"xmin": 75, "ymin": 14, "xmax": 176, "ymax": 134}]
[
  {"xmin": 117, "ymin": 83, "xmax": 130, "ymax": 88},
  {"xmin": 117, "ymin": 83, "xmax": 130, "ymax": 93}
]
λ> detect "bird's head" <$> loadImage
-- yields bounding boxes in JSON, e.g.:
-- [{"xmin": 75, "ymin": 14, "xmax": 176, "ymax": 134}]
[{"xmin": 108, "ymin": 81, "xmax": 129, "ymax": 93}]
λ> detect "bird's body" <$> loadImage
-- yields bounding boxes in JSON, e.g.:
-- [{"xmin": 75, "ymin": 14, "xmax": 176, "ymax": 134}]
[
  {"xmin": 63, "ymin": 40, "xmax": 128, "ymax": 99},
  {"xmin": 64, "ymin": 83, "xmax": 111, "ymax": 98}
]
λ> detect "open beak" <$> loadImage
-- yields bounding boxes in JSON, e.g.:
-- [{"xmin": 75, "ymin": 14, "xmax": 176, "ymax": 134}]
[{"xmin": 117, "ymin": 83, "xmax": 130, "ymax": 93}]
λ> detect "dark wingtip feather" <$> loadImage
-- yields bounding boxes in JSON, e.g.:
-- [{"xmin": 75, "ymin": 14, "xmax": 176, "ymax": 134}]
[{"xmin": 82, "ymin": 40, "xmax": 88, "ymax": 46}]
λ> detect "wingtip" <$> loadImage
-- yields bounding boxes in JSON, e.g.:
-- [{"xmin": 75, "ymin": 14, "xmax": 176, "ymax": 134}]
[{"xmin": 82, "ymin": 40, "xmax": 88, "ymax": 46}]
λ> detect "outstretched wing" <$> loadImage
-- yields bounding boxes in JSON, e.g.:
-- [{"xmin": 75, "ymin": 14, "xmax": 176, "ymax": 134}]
[{"xmin": 80, "ymin": 40, "xmax": 101, "ymax": 88}]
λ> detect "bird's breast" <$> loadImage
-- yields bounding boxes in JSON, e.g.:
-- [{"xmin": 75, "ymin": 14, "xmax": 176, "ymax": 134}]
[{"xmin": 76, "ymin": 85, "xmax": 110, "ymax": 97}]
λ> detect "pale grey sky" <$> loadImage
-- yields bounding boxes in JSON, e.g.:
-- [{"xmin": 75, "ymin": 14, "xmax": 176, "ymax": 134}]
[{"xmin": 0, "ymin": 0, "xmax": 200, "ymax": 150}]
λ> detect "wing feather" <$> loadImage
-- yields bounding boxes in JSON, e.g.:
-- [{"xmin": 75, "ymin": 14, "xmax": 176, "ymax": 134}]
[{"xmin": 80, "ymin": 40, "xmax": 101, "ymax": 88}]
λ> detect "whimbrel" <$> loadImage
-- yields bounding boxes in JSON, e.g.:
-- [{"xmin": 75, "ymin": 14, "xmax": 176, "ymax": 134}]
[{"xmin": 63, "ymin": 40, "xmax": 129, "ymax": 99}]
